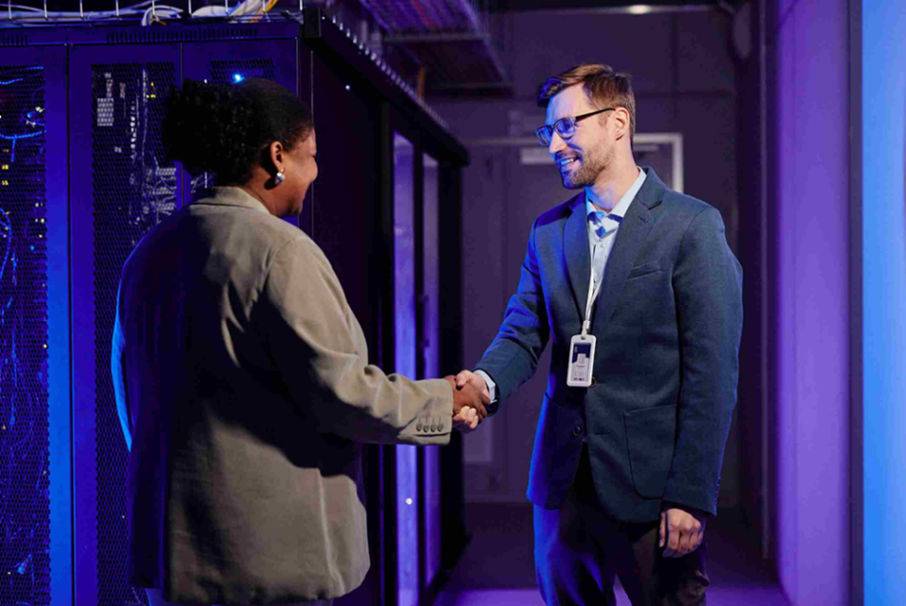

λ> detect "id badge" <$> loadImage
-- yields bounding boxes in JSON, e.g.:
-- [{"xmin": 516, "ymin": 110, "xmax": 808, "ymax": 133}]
[{"xmin": 567, "ymin": 334, "xmax": 597, "ymax": 387}]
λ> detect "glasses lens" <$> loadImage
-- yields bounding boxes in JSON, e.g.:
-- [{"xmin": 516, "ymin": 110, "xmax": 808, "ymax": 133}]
[
  {"xmin": 535, "ymin": 125, "xmax": 552, "ymax": 146},
  {"xmin": 555, "ymin": 117, "xmax": 576, "ymax": 139}
]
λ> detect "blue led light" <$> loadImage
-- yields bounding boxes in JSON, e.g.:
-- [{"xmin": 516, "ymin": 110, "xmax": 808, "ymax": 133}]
[{"xmin": 231, "ymin": 73, "xmax": 245, "ymax": 84}]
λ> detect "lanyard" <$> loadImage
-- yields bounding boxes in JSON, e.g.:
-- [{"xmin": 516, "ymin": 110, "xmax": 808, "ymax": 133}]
[{"xmin": 582, "ymin": 241, "xmax": 605, "ymax": 336}]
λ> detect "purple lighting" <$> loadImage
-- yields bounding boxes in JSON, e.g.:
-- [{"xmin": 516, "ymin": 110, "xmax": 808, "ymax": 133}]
[
  {"xmin": 774, "ymin": 0, "xmax": 850, "ymax": 604},
  {"xmin": 394, "ymin": 133, "xmax": 419, "ymax": 606}
]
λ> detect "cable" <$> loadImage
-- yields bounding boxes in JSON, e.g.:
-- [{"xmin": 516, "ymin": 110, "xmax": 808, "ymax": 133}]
[{"xmin": 0, "ymin": 0, "xmax": 273, "ymax": 25}]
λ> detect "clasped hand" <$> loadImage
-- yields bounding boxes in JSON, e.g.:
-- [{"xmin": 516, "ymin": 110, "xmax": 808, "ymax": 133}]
[{"xmin": 443, "ymin": 370, "xmax": 491, "ymax": 431}]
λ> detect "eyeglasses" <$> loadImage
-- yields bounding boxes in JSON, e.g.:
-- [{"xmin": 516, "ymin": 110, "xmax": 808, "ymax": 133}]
[{"xmin": 535, "ymin": 107, "xmax": 615, "ymax": 147}]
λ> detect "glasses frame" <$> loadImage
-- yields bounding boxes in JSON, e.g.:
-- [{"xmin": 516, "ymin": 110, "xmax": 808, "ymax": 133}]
[{"xmin": 535, "ymin": 107, "xmax": 616, "ymax": 147}]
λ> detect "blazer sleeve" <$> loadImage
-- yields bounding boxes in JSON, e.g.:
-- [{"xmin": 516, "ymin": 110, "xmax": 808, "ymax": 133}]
[
  {"xmin": 475, "ymin": 218, "xmax": 550, "ymax": 405},
  {"xmin": 663, "ymin": 207, "xmax": 743, "ymax": 515},
  {"xmin": 259, "ymin": 235, "xmax": 452, "ymax": 446}
]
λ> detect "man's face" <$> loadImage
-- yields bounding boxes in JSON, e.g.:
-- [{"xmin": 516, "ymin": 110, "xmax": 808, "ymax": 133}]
[{"xmin": 545, "ymin": 84, "xmax": 613, "ymax": 189}]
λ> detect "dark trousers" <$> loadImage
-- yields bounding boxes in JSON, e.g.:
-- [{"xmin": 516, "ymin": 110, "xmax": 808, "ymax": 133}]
[{"xmin": 534, "ymin": 449, "xmax": 709, "ymax": 606}]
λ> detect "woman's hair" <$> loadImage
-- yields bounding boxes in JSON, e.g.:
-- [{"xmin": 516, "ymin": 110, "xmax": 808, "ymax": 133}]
[{"xmin": 162, "ymin": 78, "xmax": 313, "ymax": 185}]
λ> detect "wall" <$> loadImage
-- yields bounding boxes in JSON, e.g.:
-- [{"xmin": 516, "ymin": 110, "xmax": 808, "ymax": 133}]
[
  {"xmin": 432, "ymin": 7, "xmax": 743, "ymax": 506},
  {"xmin": 862, "ymin": 1, "xmax": 906, "ymax": 604},
  {"xmin": 772, "ymin": 0, "xmax": 850, "ymax": 603}
]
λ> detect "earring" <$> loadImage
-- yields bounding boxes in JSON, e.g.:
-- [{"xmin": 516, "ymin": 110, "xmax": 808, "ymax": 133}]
[{"xmin": 274, "ymin": 170, "xmax": 285, "ymax": 185}]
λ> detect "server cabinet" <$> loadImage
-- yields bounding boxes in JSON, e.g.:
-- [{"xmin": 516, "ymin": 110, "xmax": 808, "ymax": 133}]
[
  {"xmin": 3, "ymin": 14, "xmax": 468, "ymax": 606},
  {"xmin": 69, "ymin": 43, "xmax": 182, "ymax": 606},
  {"xmin": 70, "ymin": 34, "xmax": 300, "ymax": 606},
  {"xmin": 0, "ymin": 45, "xmax": 71, "ymax": 606}
]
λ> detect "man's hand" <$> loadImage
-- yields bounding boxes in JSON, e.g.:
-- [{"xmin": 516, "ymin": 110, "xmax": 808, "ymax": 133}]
[
  {"xmin": 443, "ymin": 376, "xmax": 489, "ymax": 432},
  {"xmin": 659, "ymin": 507, "xmax": 706, "ymax": 558},
  {"xmin": 451, "ymin": 370, "xmax": 491, "ymax": 432},
  {"xmin": 454, "ymin": 370, "xmax": 491, "ymax": 403},
  {"xmin": 452, "ymin": 406, "xmax": 481, "ymax": 431}
]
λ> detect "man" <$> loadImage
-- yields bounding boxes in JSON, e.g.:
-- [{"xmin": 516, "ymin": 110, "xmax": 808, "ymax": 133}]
[{"xmin": 457, "ymin": 64, "xmax": 742, "ymax": 605}]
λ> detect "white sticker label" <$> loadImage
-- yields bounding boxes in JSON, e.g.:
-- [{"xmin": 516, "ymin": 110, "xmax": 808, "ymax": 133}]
[{"xmin": 567, "ymin": 334, "xmax": 596, "ymax": 387}]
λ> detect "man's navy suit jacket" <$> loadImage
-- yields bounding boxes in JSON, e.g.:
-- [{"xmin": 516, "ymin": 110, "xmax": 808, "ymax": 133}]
[{"xmin": 476, "ymin": 168, "xmax": 743, "ymax": 523}]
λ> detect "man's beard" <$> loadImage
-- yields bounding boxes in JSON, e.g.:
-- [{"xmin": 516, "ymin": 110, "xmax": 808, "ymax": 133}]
[{"xmin": 560, "ymin": 145, "xmax": 610, "ymax": 189}]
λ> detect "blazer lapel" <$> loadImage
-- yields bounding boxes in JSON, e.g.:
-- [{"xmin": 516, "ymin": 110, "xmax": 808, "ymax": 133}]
[
  {"xmin": 563, "ymin": 194, "xmax": 591, "ymax": 322},
  {"xmin": 591, "ymin": 168, "xmax": 665, "ymax": 334}
]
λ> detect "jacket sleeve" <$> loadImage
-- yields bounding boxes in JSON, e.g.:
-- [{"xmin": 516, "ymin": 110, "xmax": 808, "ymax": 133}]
[
  {"xmin": 259, "ymin": 235, "xmax": 452, "ymax": 446},
  {"xmin": 663, "ymin": 207, "xmax": 743, "ymax": 515},
  {"xmin": 475, "ymin": 219, "xmax": 549, "ymax": 405}
]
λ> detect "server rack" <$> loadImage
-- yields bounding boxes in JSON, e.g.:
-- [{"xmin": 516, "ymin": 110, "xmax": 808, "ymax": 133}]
[
  {"xmin": 0, "ymin": 10, "xmax": 468, "ymax": 606},
  {"xmin": 0, "ymin": 44, "xmax": 71, "ymax": 606}
]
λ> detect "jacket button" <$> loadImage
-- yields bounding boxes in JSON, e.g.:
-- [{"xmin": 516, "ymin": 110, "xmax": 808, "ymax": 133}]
[{"xmin": 572, "ymin": 425, "xmax": 583, "ymax": 437}]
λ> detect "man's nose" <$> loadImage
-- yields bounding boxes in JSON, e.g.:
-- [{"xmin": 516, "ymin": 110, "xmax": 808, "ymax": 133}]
[{"xmin": 548, "ymin": 130, "xmax": 567, "ymax": 155}]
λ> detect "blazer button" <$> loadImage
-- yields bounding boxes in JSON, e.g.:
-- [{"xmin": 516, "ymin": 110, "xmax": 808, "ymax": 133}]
[{"xmin": 572, "ymin": 425, "xmax": 584, "ymax": 437}]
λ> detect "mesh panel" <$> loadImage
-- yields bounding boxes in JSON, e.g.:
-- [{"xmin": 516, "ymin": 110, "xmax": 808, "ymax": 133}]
[
  {"xmin": 190, "ymin": 59, "xmax": 277, "ymax": 195},
  {"xmin": 0, "ymin": 64, "xmax": 51, "ymax": 606},
  {"xmin": 92, "ymin": 62, "xmax": 177, "ymax": 606},
  {"xmin": 209, "ymin": 58, "xmax": 276, "ymax": 85}
]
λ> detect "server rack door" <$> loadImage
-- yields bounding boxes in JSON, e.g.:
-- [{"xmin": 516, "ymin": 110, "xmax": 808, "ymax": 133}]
[
  {"xmin": 437, "ymin": 161, "xmax": 468, "ymax": 576},
  {"xmin": 308, "ymin": 49, "xmax": 386, "ymax": 606},
  {"xmin": 0, "ymin": 45, "xmax": 71, "ymax": 606},
  {"xmin": 69, "ymin": 43, "xmax": 181, "ymax": 606}
]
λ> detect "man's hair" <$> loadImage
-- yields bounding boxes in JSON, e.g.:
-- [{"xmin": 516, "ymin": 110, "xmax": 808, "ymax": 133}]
[{"xmin": 537, "ymin": 64, "xmax": 636, "ymax": 136}]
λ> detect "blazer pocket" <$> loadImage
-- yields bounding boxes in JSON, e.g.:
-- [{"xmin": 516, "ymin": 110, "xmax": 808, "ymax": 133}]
[
  {"xmin": 623, "ymin": 405, "xmax": 676, "ymax": 498},
  {"xmin": 626, "ymin": 261, "xmax": 662, "ymax": 279}
]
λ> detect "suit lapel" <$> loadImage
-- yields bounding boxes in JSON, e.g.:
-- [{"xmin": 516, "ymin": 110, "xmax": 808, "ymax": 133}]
[
  {"xmin": 591, "ymin": 168, "xmax": 665, "ymax": 334},
  {"xmin": 563, "ymin": 194, "xmax": 591, "ymax": 322}
]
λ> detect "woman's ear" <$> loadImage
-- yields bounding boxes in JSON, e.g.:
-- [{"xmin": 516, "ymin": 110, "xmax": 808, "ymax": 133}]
[{"xmin": 269, "ymin": 140, "xmax": 286, "ymax": 173}]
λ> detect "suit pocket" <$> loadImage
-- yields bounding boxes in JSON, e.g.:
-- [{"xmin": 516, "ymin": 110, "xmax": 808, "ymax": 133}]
[
  {"xmin": 626, "ymin": 261, "xmax": 662, "ymax": 279},
  {"xmin": 623, "ymin": 405, "xmax": 676, "ymax": 498}
]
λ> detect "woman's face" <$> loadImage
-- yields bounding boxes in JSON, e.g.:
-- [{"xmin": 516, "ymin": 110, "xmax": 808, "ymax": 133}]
[{"xmin": 282, "ymin": 129, "xmax": 318, "ymax": 214}]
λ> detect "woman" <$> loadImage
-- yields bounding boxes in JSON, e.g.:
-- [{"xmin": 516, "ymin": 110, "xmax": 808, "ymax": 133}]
[{"xmin": 111, "ymin": 78, "xmax": 486, "ymax": 606}]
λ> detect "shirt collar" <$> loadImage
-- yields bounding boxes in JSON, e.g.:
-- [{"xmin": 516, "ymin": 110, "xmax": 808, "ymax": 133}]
[{"xmin": 584, "ymin": 167, "xmax": 647, "ymax": 221}]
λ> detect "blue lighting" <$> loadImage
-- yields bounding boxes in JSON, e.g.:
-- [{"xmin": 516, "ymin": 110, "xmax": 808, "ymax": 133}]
[
  {"xmin": 43, "ymin": 57, "xmax": 72, "ymax": 606},
  {"xmin": 863, "ymin": 1, "xmax": 906, "ymax": 604},
  {"xmin": 231, "ymin": 72, "xmax": 245, "ymax": 84},
  {"xmin": 393, "ymin": 133, "xmax": 419, "ymax": 606},
  {"xmin": 0, "ymin": 62, "xmax": 55, "ymax": 606}
]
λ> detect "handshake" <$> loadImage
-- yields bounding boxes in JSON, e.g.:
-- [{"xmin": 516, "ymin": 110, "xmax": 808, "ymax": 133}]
[{"xmin": 443, "ymin": 370, "xmax": 491, "ymax": 432}]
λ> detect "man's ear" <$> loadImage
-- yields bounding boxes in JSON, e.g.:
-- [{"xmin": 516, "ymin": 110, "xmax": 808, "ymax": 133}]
[{"xmin": 612, "ymin": 107, "xmax": 632, "ymax": 140}]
